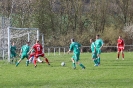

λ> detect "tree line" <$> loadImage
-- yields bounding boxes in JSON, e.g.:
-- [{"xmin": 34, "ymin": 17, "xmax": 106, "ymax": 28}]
[{"xmin": 0, "ymin": 0, "xmax": 133, "ymax": 46}]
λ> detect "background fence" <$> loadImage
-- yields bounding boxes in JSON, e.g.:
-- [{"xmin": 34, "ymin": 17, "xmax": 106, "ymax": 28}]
[
  {"xmin": 44, "ymin": 45, "xmax": 133, "ymax": 56},
  {"xmin": 0, "ymin": 45, "xmax": 133, "ymax": 60}
]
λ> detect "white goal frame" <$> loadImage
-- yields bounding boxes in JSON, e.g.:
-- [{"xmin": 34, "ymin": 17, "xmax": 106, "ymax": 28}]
[{"xmin": 7, "ymin": 27, "xmax": 44, "ymax": 62}]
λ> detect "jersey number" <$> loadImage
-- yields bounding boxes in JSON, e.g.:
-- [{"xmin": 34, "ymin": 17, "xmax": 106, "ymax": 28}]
[{"xmin": 37, "ymin": 47, "xmax": 40, "ymax": 51}]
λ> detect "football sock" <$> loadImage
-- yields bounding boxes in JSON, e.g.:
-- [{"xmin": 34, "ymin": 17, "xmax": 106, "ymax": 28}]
[
  {"xmin": 34, "ymin": 59, "xmax": 37, "ymax": 66},
  {"xmin": 29, "ymin": 57, "xmax": 33, "ymax": 63},
  {"xmin": 79, "ymin": 63, "xmax": 85, "ymax": 69},
  {"xmin": 122, "ymin": 53, "xmax": 124, "ymax": 58},
  {"xmin": 16, "ymin": 62, "xmax": 19, "ymax": 67},
  {"xmin": 117, "ymin": 53, "xmax": 120, "ymax": 58},
  {"xmin": 94, "ymin": 59, "xmax": 98, "ymax": 65},
  {"xmin": 45, "ymin": 58, "xmax": 49, "ymax": 64},
  {"xmin": 72, "ymin": 63, "xmax": 76, "ymax": 68},
  {"xmin": 97, "ymin": 57, "xmax": 100, "ymax": 64},
  {"xmin": 26, "ymin": 60, "xmax": 29, "ymax": 66}
]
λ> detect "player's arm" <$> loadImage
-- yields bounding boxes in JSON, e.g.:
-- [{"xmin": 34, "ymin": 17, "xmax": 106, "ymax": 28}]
[
  {"xmin": 28, "ymin": 48, "xmax": 33, "ymax": 55},
  {"xmin": 67, "ymin": 49, "xmax": 71, "ymax": 54},
  {"xmin": 80, "ymin": 46, "xmax": 83, "ymax": 53},
  {"xmin": 123, "ymin": 39, "xmax": 125, "ymax": 49},
  {"xmin": 100, "ymin": 40, "xmax": 104, "ymax": 50},
  {"xmin": 27, "ymin": 45, "xmax": 34, "ymax": 55},
  {"xmin": 19, "ymin": 49, "xmax": 22, "ymax": 56},
  {"xmin": 14, "ymin": 46, "xmax": 17, "ymax": 53},
  {"xmin": 117, "ymin": 42, "xmax": 118, "ymax": 48},
  {"xmin": 93, "ymin": 43, "xmax": 96, "ymax": 53},
  {"xmin": 67, "ymin": 45, "xmax": 72, "ymax": 54}
]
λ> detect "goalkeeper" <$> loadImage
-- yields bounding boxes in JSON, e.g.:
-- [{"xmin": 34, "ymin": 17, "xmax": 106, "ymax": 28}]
[{"xmin": 10, "ymin": 42, "xmax": 17, "ymax": 64}]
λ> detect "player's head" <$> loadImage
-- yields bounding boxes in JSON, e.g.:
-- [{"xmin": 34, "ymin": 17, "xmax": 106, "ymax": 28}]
[
  {"xmin": 71, "ymin": 38, "xmax": 74, "ymax": 43},
  {"xmin": 96, "ymin": 34, "xmax": 100, "ymax": 39},
  {"xmin": 27, "ymin": 41, "xmax": 30, "ymax": 45},
  {"xmin": 90, "ymin": 38, "xmax": 94, "ymax": 43},
  {"xmin": 12, "ymin": 42, "xmax": 15, "ymax": 45},
  {"xmin": 119, "ymin": 35, "xmax": 121, "ymax": 39},
  {"xmin": 36, "ymin": 39, "xmax": 39, "ymax": 43}
]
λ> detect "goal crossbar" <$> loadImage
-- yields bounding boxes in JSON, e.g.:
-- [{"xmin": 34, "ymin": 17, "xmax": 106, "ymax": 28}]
[{"xmin": 9, "ymin": 27, "xmax": 39, "ymax": 30}]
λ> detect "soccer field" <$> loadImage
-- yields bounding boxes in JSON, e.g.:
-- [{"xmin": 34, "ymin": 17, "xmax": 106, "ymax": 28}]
[{"xmin": 0, "ymin": 52, "xmax": 133, "ymax": 88}]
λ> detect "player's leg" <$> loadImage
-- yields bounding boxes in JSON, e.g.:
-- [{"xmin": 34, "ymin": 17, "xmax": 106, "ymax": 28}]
[
  {"xmin": 43, "ymin": 54, "xmax": 50, "ymax": 65},
  {"xmin": 16, "ymin": 56, "xmax": 23, "ymax": 67},
  {"xmin": 121, "ymin": 49, "xmax": 124, "ymax": 60},
  {"xmin": 76, "ymin": 54, "xmax": 85, "ymax": 69},
  {"xmin": 71, "ymin": 57, "xmax": 76, "ymax": 69},
  {"xmin": 16, "ymin": 59, "xmax": 22, "ymax": 66},
  {"xmin": 10, "ymin": 53, "xmax": 14, "ymax": 64},
  {"xmin": 92, "ymin": 53, "xmax": 98, "ymax": 66},
  {"xmin": 29, "ymin": 56, "xmax": 34, "ymax": 63},
  {"xmin": 14, "ymin": 53, "xmax": 17, "ymax": 64},
  {"xmin": 33, "ymin": 57, "xmax": 37, "ymax": 67},
  {"xmin": 25, "ymin": 55, "xmax": 29, "ymax": 66},
  {"xmin": 33, "ymin": 55, "xmax": 38, "ymax": 67},
  {"xmin": 96, "ymin": 48, "xmax": 101, "ymax": 65},
  {"xmin": 117, "ymin": 48, "xmax": 120, "ymax": 60},
  {"xmin": 16, "ymin": 54, "xmax": 25, "ymax": 67}
]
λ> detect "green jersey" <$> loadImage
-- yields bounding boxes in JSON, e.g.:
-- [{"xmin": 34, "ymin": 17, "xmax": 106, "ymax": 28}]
[
  {"xmin": 95, "ymin": 38, "xmax": 104, "ymax": 48},
  {"xmin": 91, "ymin": 42, "xmax": 96, "ymax": 53},
  {"xmin": 21, "ymin": 44, "xmax": 30, "ymax": 54},
  {"xmin": 10, "ymin": 45, "xmax": 16, "ymax": 54},
  {"xmin": 69, "ymin": 42, "xmax": 81, "ymax": 54}
]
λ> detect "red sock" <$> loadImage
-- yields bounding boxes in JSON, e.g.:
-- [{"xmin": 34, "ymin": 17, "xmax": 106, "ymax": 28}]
[
  {"xmin": 122, "ymin": 53, "xmax": 124, "ymax": 58},
  {"xmin": 45, "ymin": 58, "xmax": 49, "ymax": 64},
  {"xmin": 34, "ymin": 59, "xmax": 37, "ymax": 66},
  {"xmin": 117, "ymin": 53, "xmax": 120, "ymax": 58}
]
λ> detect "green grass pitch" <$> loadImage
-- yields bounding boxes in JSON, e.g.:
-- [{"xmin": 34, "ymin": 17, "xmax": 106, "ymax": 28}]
[{"xmin": 0, "ymin": 52, "xmax": 133, "ymax": 88}]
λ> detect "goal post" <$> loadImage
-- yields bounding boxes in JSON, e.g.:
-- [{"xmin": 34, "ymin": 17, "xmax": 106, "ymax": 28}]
[{"xmin": 7, "ymin": 27, "xmax": 44, "ymax": 62}]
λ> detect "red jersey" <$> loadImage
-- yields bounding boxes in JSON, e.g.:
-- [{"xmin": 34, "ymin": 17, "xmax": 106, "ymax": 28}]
[
  {"xmin": 33, "ymin": 43, "xmax": 43, "ymax": 54},
  {"xmin": 117, "ymin": 39, "xmax": 124, "ymax": 47}
]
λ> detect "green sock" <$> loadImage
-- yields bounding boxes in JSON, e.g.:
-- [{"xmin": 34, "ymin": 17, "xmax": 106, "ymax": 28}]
[
  {"xmin": 16, "ymin": 62, "xmax": 19, "ymax": 67},
  {"xmin": 26, "ymin": 60, "xmax": 29, "ymax": 66},
  {"xmin": 79, "ymin": 63, "xmax": 85, "ymax": 68},
  {"xmin": 72, "ymin": 63, "xmax": 76, "ymax": 68},
  {"xmin": 94, "ymin": 59, "xmax": 98, "ymax": 65},
  {"xmin": 97, "ymin": 57, "xmax": 100, "ymax": 64}
]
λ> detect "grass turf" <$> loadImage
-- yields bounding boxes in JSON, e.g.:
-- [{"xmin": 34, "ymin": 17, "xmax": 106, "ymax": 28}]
[{"xmin": 0, "ymin": 52, "xmax": 133, "ymax": 88}]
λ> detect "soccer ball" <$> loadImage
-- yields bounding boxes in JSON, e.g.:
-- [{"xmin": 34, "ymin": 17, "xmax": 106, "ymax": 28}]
[{"xmin": 61, "ymin": 62, "xmax": 65, "ymax": 66}]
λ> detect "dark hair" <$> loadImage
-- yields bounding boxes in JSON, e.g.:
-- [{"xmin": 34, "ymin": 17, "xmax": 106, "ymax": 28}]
[
  {"xmin": 90, "ymin": 39, "xmax": 94, "ymax": 42},
  {"xmin": 27, "ymin": 42, "xmax": 30, "ymax": 44},
  {"xmin": 96, "ymin": 34, "xmax": 100, "ymax": 37},
  {"xmin": 71, "ymin": 38, "xmax": 74, "ymax": 42}
]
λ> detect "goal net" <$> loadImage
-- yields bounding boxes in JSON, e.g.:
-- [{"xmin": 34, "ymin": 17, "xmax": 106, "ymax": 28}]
[{"xmin": 2, "ymin": 27, "xmax": 44, "ymax": 62}]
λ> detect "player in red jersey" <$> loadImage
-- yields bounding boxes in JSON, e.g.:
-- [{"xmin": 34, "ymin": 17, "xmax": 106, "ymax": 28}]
[
  {"xmin": 28, "ymin": 40, "xmax": 50, "ymax": 67},
  {"xmin": 117, "ymin": 36, "xmax": 125, "ymax": 60}
]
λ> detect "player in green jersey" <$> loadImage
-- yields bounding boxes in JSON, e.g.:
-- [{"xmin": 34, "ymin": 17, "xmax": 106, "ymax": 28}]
[
  {"xmin": 90, "ymin": 39, "xmax": 98, "ymax": 66},
  {"xmin": 10, "ymin": 42, "xmax": 17, "ymax": 64},
  {"xmin": 67, "ymin": 38, "xmax": 85, "ymax": 69},
  {"xmin": 95, "ymin": 34, "xmax": 104, "ymax": 65},
  {"xmin": 16, "ymin": 42, "xmax": 30, "ymax": 67}
]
